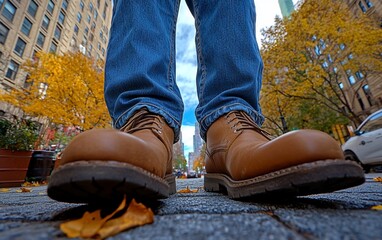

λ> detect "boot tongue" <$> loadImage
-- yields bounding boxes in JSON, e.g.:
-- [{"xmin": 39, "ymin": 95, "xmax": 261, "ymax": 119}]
[{"xmin": 120, "ymin": 109, "xmax": 163, "ymax": 134}]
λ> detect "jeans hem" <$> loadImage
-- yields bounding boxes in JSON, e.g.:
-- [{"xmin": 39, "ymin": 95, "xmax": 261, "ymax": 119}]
[{"xmin": 114, "ymin": 103, "xmax": 181, "ymax": 142}]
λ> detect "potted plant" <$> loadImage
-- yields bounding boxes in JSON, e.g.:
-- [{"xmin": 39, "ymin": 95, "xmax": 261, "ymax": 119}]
[{"xmin": 0, "ymin": 117, "xmax": 39, "ymax": 187}]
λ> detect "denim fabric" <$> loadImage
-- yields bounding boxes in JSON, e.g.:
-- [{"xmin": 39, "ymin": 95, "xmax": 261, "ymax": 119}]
[{"xmin": 105, "ymin": 0, "xmax": 264, "ymax": 141}]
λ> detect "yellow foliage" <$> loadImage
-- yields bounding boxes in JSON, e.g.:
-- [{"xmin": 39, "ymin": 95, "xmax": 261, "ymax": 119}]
[
  {"xmin": 261, "ymin": 0, "xmax": 382, "ymax": 132},
  {"xmin": 0, "ymin": 52, "xmax": 110, "ymax": 130}
]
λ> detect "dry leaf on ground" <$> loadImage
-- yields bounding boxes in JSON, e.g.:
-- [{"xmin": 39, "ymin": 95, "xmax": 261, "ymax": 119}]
[
  {"xmin": 16, "ymin": 187, "xmax": 32, "ymax": 193},
  {"xmin": 371, "ymin": 205, "xmax": 382, "ymax": 211},
  {"xmin": 60, "ymin": 196, "xmax": 154, "ymax": 239},
  {"xmin": 177, "ymin": 186, "xmax": 199, "ymax": 193},
  {"xmin": 373, "ymin": 177, "xmax": 382, "ymax": 183},
  {"xmin": 0, "ymin": 188, "xmax": 10, "ymax": 193},
  {"xmin": 96, "ymin": 199, "xmax": 154, "ymax": 239}
]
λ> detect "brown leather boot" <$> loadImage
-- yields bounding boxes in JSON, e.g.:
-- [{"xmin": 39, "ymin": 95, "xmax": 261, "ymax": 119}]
[
  {"xmin": 48, "ymin": 108, "xmax": 176, "ymax": 203},
  {"xmin": 204, "ymin": 111, "xmax": 365, "ymax": 199}
]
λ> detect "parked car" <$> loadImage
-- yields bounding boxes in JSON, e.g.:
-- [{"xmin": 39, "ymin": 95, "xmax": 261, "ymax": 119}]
[
  {"xmin": 187, "ymin": 171, "xmax": 198, "ymax": 178},
  {"xmin": 342, "ymin": 109, "xmax": 382, "ymax": 172}
]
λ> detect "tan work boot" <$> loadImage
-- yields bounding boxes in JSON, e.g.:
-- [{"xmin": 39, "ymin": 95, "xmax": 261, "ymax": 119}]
[
  {"xmin": 204, "ymin": 111, "xmax": 365, "ymax": 199},
  {"xmin": 48, "ymin": 108, "xmax": 175, "ymax": 203}
]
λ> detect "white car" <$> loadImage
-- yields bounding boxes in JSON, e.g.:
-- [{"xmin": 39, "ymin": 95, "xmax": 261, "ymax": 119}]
[{"xmin": 342, "ymin": 109, "xmax": 382, "ymax": 172}]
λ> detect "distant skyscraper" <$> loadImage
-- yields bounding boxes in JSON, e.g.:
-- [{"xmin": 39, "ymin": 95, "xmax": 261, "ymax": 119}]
[{"xmin": 278, "ymin": 0, "xmax": 295, "ymax": 17}]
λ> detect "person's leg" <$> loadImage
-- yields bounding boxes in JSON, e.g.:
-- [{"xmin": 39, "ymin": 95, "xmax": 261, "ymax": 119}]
[
  {"xmin": 186, "ymin": 0, "xmax": 365, "ymax": 199},
  {"xmin": 105, "ymin": 0, "xmax": 183, "ymax": 139},
  {"xmin": 48, "ymin": 0, "xmax": 182, "ymax": 204},
  {"xmin": 186, "ymin": 0, "xmax": 263, "ymax": 139}
]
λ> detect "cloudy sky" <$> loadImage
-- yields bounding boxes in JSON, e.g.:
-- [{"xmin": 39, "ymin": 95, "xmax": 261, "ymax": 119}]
[{"xmin": 176, "ymin": 0, "xmax": 297, "ymax": 158}]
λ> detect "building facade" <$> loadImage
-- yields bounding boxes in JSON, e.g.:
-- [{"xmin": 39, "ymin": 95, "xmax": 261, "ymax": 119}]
[
  {"xmin": 343, "ymin": 0, "xmax": 382, "ymax": 119},
  {"xmin": 0, "ymin": 0, "xmax": 112, "ymax": 116},
  {"xmin": 278, "ymin": 0, "xmax": 295, "ymax": 18}
]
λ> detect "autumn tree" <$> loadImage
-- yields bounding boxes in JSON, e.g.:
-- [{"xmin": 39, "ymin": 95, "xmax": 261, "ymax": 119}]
[
  {"xmin": 173, "ymin": 154, "xmax": 187, "ymax": 172},
  {"xmin": 261, "ymin": 0, "xmax": 382, "ymax": 134},
  {"xmin": 193, "ymin": 143, "xmax": 206, "ymax": 173},
  {"xmin": 0, "ymin": 52, "xmax": 110, "ymax": 131}
]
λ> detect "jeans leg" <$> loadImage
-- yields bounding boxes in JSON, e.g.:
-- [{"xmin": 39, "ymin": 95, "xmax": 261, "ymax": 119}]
[
  {"xmin": 186, "ymin": 0, "xmax": 264, "ymax": 140},
  {"xmin": 105, "ymin": 0, "xmax": 183, "ymax": 141}
]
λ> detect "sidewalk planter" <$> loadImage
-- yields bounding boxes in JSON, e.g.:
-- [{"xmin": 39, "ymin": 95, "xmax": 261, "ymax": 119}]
[
  {"xmin": 0, "ymin": 149, "xmax": 33, "ymax": 187},
  {"xmin": 26, "ymin": 150, "xmax": 56, "ymax": 181},
  {"xmin": 0, "ymin": 118, "xmax": 39, "ymax": 186}
]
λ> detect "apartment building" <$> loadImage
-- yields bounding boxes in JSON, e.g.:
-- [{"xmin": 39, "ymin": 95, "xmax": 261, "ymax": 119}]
[
  {"xmin": 343, "ymin": 0, "xmax": 382, "ymax": 118},
  {"xmin": 0, "ymin": 0, "xmax": 112, "ymax": 116}
]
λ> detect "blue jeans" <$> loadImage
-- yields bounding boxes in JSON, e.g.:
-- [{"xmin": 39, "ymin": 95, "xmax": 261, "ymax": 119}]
[{"xmin": 105, "ymin": 0, "xmax": 264, "ymax": 141}]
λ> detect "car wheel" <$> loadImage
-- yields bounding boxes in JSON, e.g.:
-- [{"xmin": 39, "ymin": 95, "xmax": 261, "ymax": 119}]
[{"xmin": 344, "ymin": 150, "xmax": 370, "ymax": 173}]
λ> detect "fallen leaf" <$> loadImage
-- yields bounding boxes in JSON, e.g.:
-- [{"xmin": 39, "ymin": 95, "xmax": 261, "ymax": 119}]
[
  {"xmin": 373, "ymin": 177, "xmax": 382, "ymax": 183},
  {"xmin": 371, "ymin": 205, "xmax": 382, "ymax": 211},
  {"xmin": 177, "ymin": 186, "xmax": 199, "ymax": 193},
  {"xmin": 16, "ymin": 187, "xmax": 32, "ymax": 193},
  {"xmin": 0, "ymin": 188, "xmax": 10, "ymax": 193},
  {"xmin": 60, "ymin": 196, "xmax": 127, "ymax": 238},
  {"xmin": 23, "ymin": 181, "xmax": 40, "ymax": 187},
  {"xmin": 96, "ymin": 199, "xmax": 154, "ymax": 239}
]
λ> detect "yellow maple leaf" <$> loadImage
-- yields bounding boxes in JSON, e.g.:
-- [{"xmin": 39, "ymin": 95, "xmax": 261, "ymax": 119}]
[
  {"xmin": 60, "ymin": 196, "xmax": 127, "ymax": 238},
  {"xmin": 373, "ymin": 177, "xmax": 382, "ymax": 183},
  {"xmin": 16, "ymin": 187, "xmax": 32, "ymax": 193},
  {"xmin": 0, "ymin": 188, "xmax": 10, "ymax": 193},
  {"xmin": 177, "ymin": 186, "xmax": 199, "ymax": 193},
  {"xmin": 371, "ymin": 205, "xmax": 382, "ymax": 211},
  {"xmin": 96, "ymin": 199, "xmax": 154, "ymax": 239}
]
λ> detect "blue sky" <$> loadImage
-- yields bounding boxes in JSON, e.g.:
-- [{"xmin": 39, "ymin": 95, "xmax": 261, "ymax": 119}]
[{"xmin": 176, "ymin": 0, "xmax": 298, "ymax": 158}]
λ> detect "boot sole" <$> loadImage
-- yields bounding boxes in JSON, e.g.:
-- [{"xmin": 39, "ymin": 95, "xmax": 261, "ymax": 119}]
[
  {"xmin": 204, "ymin": 160, "xmax": 365, "ymax": 199},
  {"xmin": 47, "ymin": 161, "xmax": 176, "ymax": 204}
]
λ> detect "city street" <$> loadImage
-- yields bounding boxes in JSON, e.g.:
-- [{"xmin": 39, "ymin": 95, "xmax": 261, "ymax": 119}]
[{"xmin": 0, "ymin": 173, "xmax": 381, "ymax": 239}]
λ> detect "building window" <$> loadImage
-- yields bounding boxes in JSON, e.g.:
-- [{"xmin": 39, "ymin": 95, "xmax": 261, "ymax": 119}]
[
  {"xmin": 89, "ymin": 2, "xmax": 93, "ymax": 12},
  {"xmin": 84, "ymin": 26, "xmax": 89, "ymax": 36},
  {"xmin": 339, "ymin": 82, "xmax": 344, "ymax": 89},
  {"xmin": 49, "ymin": 41, "xmax": 57, "ymax": 53},
  {"xmin": 27, "ymin": 0, "xmax": 38, "ymax": 18},
  {"xmin": 42, "ymin": 15, "xmax": 50, "ymax": 30},
  {"xmin": 74, "ymin": 24, "xmax": 79, "ymax": 35},
  {"xmin": 54, "ymin": 25, "xmax": 61, "ymax": 40},
  {"xmin": 80, "ymin": 0, "xmax": 84, "ymax": 11},
  {"xmin": 362, "ymin": 85, "xmax": 373, "ymax": 106},
  {"xmin": 359, "ymin": 1, "xmax": 367, "ymax": 12},
  {"xmin": 0, "ymin": 22, "xmax": 9, "ymax": 44},
  {"xmin": 58, "ymin": 11, "xmax": 65, "ymax": 25},
  {"xmin": 87, "ymin": 14, "xmax": 91, "ymax": 23},
  {"xmin": 47, "ymin": 0, "xmax": 55, "ymax": 14},
  {"xmin": 94, "ymin": 10, "xmax": 98, "ymax": 20},
  {"xmin": 2, "ymin": 1, "xmax": 17, "ymax": 22},
  {"xmin": 77, "ymin": 12, "xmax": 82, "ymax": 23},
  {"xmin": 14, "ymin": 38, "xmax": 27, "ymax": 57},
  {"xmin": 346, "ymin": 70, "xmax": 356, "ymax": 85},
  {"xmin": 357, "ymin": 93, "xmax": 365, "ymax": 110},
  {"xmin": 37, "ymin": 32, "xmax": 45, "ymax": 48},
  {"xmin": 365, "ymin": 0, "xmax": 373, "ymax": 8},
  {"xmin": 21, "ymin": 18, "xmax": 33, "ymax": 36},
  {"xmin": 5, "ymin": 60, "xmax": 19, "ymax": 80},
  {"xmin": 355, "ymin": 71, "xmax": 364, "ymax": 80},
  {"xmin": 62, "ymin": 0, "xmax": 68, "ymax": 11}
]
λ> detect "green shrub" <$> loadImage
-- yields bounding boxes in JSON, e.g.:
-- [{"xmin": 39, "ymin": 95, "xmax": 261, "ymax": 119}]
[{"xmin": 0, "ymin": 118, "xmax": 39, "ymax": 151}]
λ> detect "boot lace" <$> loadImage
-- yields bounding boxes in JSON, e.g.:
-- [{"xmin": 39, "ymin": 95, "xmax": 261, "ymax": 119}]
[
  {"xmin": 120, "ymin": 109, "xmax": 164, "ymax": 135},
  {"xmin": 226, "ymin": 111, "xmax": 272, "ymax": 140}
]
